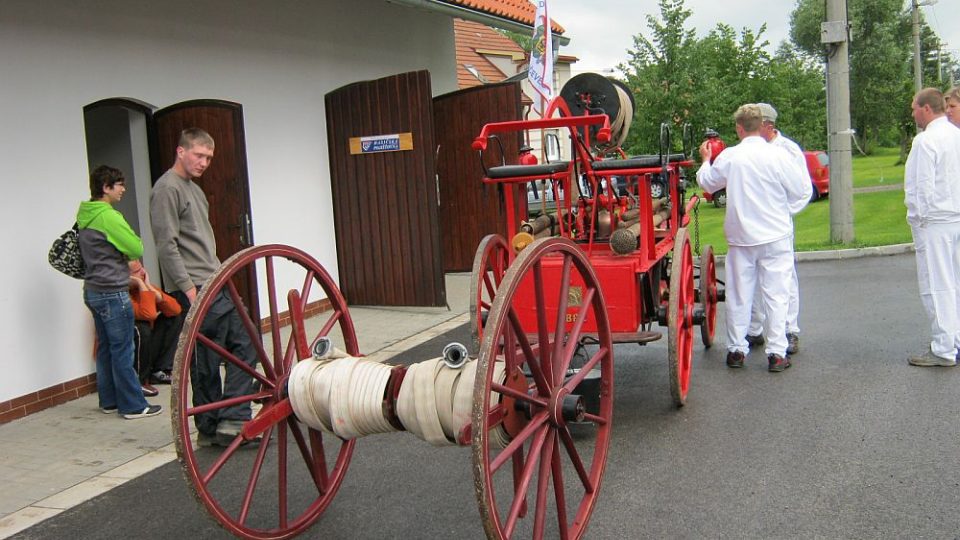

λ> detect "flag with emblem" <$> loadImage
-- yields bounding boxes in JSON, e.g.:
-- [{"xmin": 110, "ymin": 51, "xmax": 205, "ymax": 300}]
[{"xmin": 527, "ymin": 0, "xmax": 553, "ymax": 114}]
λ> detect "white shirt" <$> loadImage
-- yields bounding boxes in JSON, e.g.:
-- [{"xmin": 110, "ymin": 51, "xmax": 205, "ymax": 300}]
[
  {"xmin": 770, "ymin": 131, "xmax": 813, "ymax": 215},
  {"xmin": 697, "ymin": 136, "xmax": 809, "ymax": 246},
  {"xmin": 904, "ymin": 116, "xmax": 960, "ymax": 226}
]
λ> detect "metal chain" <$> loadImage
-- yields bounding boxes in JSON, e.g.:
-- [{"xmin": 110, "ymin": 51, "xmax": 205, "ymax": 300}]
[{"xmin": 693, "ymin": 201, "xmax": 701, "ymax": 257}]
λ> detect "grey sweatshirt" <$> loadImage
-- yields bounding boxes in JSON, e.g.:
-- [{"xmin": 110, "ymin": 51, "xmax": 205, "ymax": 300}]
[{"xmin": 150, "ymin": 169, "xmax": 220, "ymax": 293}]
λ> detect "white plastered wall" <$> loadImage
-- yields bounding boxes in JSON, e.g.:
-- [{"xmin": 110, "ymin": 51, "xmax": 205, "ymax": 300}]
[{"xmin": 0, "ymin": 0, "xmax": 457, "ymax": 401}]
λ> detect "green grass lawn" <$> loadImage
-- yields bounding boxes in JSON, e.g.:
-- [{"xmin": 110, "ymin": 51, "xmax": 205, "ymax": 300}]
[
  {"xmin": 688, "ymin": 147, "xmax": 910, "ymax": 254},
  {"xmin": 852, "ymin": 146, "xmax": 904, "ymax": 189}
]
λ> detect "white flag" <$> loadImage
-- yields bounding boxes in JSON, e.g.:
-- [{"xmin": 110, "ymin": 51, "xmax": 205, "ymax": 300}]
[{"xmin": 527, "ymin": 0, "xmax": 554, "ymax": 113}]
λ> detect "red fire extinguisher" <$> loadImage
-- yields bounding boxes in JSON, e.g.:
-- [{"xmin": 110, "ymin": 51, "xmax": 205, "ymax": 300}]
[
  {"xmin": 518, "ymin": 144, "xmax": 538, "ymax": 166},
  {"xmin": 703, "ymin": 129, "xmax": 725, "ymax": 164}
]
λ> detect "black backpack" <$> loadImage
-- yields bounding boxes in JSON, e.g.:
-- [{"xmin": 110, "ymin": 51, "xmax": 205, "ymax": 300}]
[{"xmin": 48, "ymin": 223, "xmax": 85, "ymax": 279}]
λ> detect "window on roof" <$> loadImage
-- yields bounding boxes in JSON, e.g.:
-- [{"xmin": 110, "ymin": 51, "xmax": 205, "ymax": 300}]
[{"xmin": 464, "ymin": 64, "xmax": 488, "ymax": 83}]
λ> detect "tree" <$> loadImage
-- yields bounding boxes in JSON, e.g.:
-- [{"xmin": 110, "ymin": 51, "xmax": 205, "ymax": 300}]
[{"xmin": 620, "ymin": 0, "xmax": 825, "ymax": 155}]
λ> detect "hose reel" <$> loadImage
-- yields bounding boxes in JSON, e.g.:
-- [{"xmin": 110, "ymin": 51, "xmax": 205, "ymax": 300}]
[{"xmin": 559, "ymin": 73, "xmax": 635, "ymax": 151}]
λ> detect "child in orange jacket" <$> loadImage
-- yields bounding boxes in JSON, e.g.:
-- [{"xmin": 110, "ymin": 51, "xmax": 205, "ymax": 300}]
[{"xmin": 129, "ymin": 260, "xmax": 183, "ymax": 394}]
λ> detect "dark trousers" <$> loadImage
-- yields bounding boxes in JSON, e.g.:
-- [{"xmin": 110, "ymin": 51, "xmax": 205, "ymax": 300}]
[
  {"xmin": 173, "ymin": 289, "xmax": 258, "ymax": 436},
  {"xmin": 134, "ymin": 313, "xmax": 184, "ymax": 381}
]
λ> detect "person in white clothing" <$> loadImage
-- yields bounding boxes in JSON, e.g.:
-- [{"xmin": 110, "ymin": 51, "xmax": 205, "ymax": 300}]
[
  {"xmin": 697, "ymin": 104, "xmax": 809, "ymax": 372},
  {"xmin": 745, "ymin": 103, "xmax": 812, "ymax": 356},
  {"xmin": 905, "ymin": 87, "xmax": 960, "ymax": 367}
]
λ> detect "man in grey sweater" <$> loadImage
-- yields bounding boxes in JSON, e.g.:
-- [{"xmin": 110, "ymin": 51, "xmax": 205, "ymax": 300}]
[{"xmin": 151, "ymin": 128, "xmax": 258, "ymax": 447}]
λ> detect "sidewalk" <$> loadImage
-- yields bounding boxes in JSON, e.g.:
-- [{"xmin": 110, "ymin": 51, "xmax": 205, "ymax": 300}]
[
  {"xmin": 0, "ymin": 273, "xmax": 472, "ymax": 538},
  {"xmin": 0, "ymin": 243, "xmax": 917, "ymax": 538}
]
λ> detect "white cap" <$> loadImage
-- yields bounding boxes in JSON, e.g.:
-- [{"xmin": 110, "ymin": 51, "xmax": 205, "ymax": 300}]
[{"xmin": 757, "ymin": 103, "xmax": 778, "ymax": 123}]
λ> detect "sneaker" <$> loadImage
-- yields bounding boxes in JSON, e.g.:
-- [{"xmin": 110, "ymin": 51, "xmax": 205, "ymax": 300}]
[
  {"xmin": 141, "ymin": 383, "xmax": 159, "ymax": 397},
  {"xmin": 786, "ymin": 333, "xmax": 800, "ymax": 355},
  {"xmin": 100, "ymin": 406, "xmax": 117, "ymax": 414},
  {"xmin": 726, "ymin": 351, "xmax": 745, "ymax": 368},
  {"xmin": 745, "ymin": 334, "xmax": 765, "ymax": 348},
  {"xmin": 768, "ymin": 354, "xmax": 792, "ymax": 373},
  {"xmin": 150, "ymin": 371, "xmax": 173, "ymax": 385},
  {"xmin": 907, "ymin": 350, "xmax": 957, "ymax": 367},
  {"xmin": 216, "ymin": 419, "xmax": 262, "ymax": 446},
  {"xmin": 123, "ymin": 404, "xmax": 163, "ymax": 419},
  {"xmin": 197, "ymin": 431, "xmax": 221, "ymax": 448}
]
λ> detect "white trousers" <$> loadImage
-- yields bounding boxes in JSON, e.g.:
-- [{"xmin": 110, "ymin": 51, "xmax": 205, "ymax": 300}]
[
  {"xmin": 911, "ymin": 222, "xmax": 960, "ymax": 361},
  {"xmin": 748, "ymin": 260, "xmax": 800, "ymax": 335},
  {"xmin": 724, "ymin": 237, "xmax": 794, "ymax": 357}
]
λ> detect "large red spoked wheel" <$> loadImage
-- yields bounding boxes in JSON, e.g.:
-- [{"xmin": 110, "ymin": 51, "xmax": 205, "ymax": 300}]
[
  {"xmin": 473, "ymin": 237, "xmax": 613, "ymax": 539},
  {"xmin": 172, "ymin": 244, "xmax": 358, "ymax": 540},
  {"xmin": 668, "ymin": 228, "xmax": 695, "ymax": 407},
  {"xmin": 698, "ymin": 244, "xmax": 718, "ymax": 348},
  {"xmin": 470, "ymin": 234, "xmax": 511, "ymax": 354}
]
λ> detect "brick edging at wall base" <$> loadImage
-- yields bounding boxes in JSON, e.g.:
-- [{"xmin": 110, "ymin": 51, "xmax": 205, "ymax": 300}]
[{"xmin": 0, "ymin": 374, "xmax": 97, "ymax": 425}]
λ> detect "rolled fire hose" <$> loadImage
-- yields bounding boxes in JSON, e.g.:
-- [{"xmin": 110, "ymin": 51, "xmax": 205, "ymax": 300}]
[{"xmin": 288, "ymin": 352, "xmax": 509, "ymax": 447}]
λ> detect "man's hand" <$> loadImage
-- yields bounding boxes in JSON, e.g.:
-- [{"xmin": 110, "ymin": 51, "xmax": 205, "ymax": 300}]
[
  {"xmin": 186, "ymin": 287, "xmax": 198, "ymax": 304},
  {"xmin": 129, "ymin": 276, "xmax": 148, "ymax": 291},
  {"xmin": 699, "ymin": 141, "xmax": 712, "ymax": 163}
]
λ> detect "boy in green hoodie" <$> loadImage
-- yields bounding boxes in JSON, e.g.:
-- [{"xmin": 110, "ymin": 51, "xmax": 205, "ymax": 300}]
[{"xmin": 78, "ymin": 165, "xmax": 162, "ymax": 419}]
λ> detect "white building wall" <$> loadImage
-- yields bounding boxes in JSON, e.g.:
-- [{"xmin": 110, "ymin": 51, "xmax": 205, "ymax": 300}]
[{"xmin": 0, "ymin": 0, "xmax": 457, "ymax": 401}]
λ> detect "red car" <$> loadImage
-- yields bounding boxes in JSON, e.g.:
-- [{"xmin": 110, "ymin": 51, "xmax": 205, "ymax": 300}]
[{"xmin": 703, "ymin": 150, "xmax": 830, "ymax": 207}]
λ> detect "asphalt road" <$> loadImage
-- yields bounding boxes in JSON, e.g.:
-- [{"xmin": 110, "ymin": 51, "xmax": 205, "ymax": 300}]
[{"xmin": 13, "ymin": 252, "xmax": 960, "ymax": 539}]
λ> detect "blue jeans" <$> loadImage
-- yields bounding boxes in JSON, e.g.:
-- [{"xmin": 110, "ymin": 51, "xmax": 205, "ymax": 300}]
[{"xmin": 84, "ymin": 289, "xmax": 149, "ymax": 414}]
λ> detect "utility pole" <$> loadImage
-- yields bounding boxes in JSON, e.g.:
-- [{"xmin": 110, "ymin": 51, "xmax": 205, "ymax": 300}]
[
  {"xmin": 822, "ymin": 0, "xmax": 854, "ymax": 243},
  {"xmin": 912, "ymin": 0, "xmax": 939, "ymax": 92},
  {"xmin": 913, "ymin": 0, "xmax": 922, "ymax": 92}
]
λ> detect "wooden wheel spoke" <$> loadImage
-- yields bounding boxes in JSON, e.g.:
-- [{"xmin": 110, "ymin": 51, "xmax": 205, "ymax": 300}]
[
  {"xmin": 492, "ymin": 382, "xmax": 547, "ymax": 408},
  {"xmin": 557, "ymin": 286, "xmax": 596, "ymax": 375},
  {"xmin": 263, "ymin": 256, "xmax": 290, "ymax": 375},
  {"xmin": 551, "ymin": 435, "xmax": 570, "ymax": 538},
  {"xmin": 287, "ymin": 418, "xmax": 329, "ymax": 493},
  {"xmin": 316, "ymin": 309, "xmax": 344, "ymax": 340},
  {"xmin": 482, "ymin": 270, "xmax": 498, "ymax": 298},
  {"xmin": 225, "ymin": 280, "xmax": 276, "ymax": 380},
  {"xmin": 200, "ymin": 436, "xmax": 246, "ymax": 486},
  {"xmin": 505, "ymin": 307, "xmax": 551, "ymax": 395},
  {"xmin": 196, "ymin": 334, "xmax": 273, "ymax": 389},
  {"xmin": 237, "ymin": 424, "xmax": 275, "ymax": 524},
  {"xmin": 503, "ymin": 426, "xmax": 550, "ymax": 538},
  {"xmin": 551, "ymin": 255, "xmax": 574, "ymax": 383},
  {"xmin": 490, "ymin": 411, "xmax": 549, "ymax": 473},
  {"xmin": 187, "ymin": 390, "xmax": 273, "ymax": 418},
  {"xmin": 532, "ymin": 430, "xmax": 557, "ymax": 539},
  {"xmin": 558, "ymin": 425, "xmax": 594, "ymax": 493},
  {"xmin": 533, "ymin": 261, "xmax": 551, "ymax": 372},
  {"xmin": 562, "ymin": 346, "xmax": 607, "ymax": 395}
]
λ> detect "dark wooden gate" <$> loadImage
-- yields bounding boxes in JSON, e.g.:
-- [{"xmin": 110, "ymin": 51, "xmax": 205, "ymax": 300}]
[
  {"xmin": 433, "ymin": 82, "xmax": 526, "ymax": 272},
  {"xmin": 325, "ymin": 71, "xmax": 445, "ymax": 307},
  {"xmin": 152, "ymin": 100, "xmax": 259, "ymax": 321}
]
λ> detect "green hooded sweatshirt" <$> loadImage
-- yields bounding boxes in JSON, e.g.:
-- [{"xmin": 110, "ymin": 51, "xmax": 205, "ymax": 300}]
[{"xmin": 76, "ymin": 201, "xmax": 143, "ymax": 291}]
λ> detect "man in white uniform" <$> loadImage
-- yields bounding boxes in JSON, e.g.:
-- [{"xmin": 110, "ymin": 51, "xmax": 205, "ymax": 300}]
[
  {"xmin": 697, "ymin": 104, "xmax": 809, "ymax": 372},
  {"xmin": 905, "ymin": 88, "xmax": 960, "ymax": 367},
  {"xmin": 745, "ymin": 103, "xmax": 812, "ymax": 355}
]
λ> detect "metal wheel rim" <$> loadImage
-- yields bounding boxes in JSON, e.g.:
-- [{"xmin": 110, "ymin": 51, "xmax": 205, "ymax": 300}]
[
  {"xmin": 171, "ymin": 244, "xmax": 357, "ymax": 539},
  {"xmin": 699, "ymin": 244, "xmax": 717, "ymax": 348},
  {"xmin": 472, "ymin": 237, "xmax": 614, "ymax": 539},
  {"xmin": 668, "ymin": 229, "xmax": 695, "ymax": 407},
  {"xmin": 470, "ymin": 234, "xmax": 510, "ymax": 355}
]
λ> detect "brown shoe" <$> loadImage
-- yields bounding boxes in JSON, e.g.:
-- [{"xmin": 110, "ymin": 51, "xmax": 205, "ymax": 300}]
[
  {"xmin": 726, "ymin": 351, "xmax": 745, "ymax": 368},
  {"xmin": 768, "ymin": 354, "xmax": 792, "ymax": 373}
]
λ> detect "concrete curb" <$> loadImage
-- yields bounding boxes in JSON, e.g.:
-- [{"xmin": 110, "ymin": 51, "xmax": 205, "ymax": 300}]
[{"xmin": 715, "ymin": 242, "xmax": 914, "ymax": 266}]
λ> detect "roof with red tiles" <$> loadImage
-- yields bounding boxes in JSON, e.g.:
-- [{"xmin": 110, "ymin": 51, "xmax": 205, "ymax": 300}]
[
  {"xmin": 454, "ymin": 18, "xmax": 525, "ymax": 89},
  {"xmin": 442, "ymin": 0, "xmax": 565, "ymax": 34}
]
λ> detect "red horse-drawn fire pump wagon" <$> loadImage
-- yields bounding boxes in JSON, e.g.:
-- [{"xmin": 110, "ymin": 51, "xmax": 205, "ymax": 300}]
[{"xmin": 167, "ymin": 73, "xmax": 723, "ymax": 540}]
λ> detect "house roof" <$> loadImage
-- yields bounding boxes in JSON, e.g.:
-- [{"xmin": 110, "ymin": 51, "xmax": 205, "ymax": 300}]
[
  {"xmin": 441, "ymin": 0, "xmax": 565, "ymax": 34},
  {"xmin": 454, "ymin": 18, "xmax": 525, "ymax": 89}
]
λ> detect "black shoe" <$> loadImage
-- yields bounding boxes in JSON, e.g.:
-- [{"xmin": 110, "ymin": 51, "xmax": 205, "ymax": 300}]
[
  {"xmin": 726, "ymin": 351, "xmax": 745, "ymax": 368},
  {"xmin": 141, "ymin": 383, "xmax": 159, "ymax": 397},
  {"xmin": 150, "ymin": 371, "xmax": 173, "ymax": 385},
  {"xmin": 123, "ymin": 404, "xmax": 163, "ymax": 419},
  {"xmin": 768, "ymin": 354, "xmax": 792, "ymax": 373},
  {"xmin": 786, "ymin": 333, "xmax": 800, "ymax": 355},
  {"xmin": 745, "ymin": 334, "xmax": 765, "ymax": 348}
]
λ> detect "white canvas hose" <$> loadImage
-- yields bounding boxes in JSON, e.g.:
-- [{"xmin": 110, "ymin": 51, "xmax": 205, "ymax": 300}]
[{"xmin": 288, "ymin": 356, "xmax": 511, "ymax": 447}]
